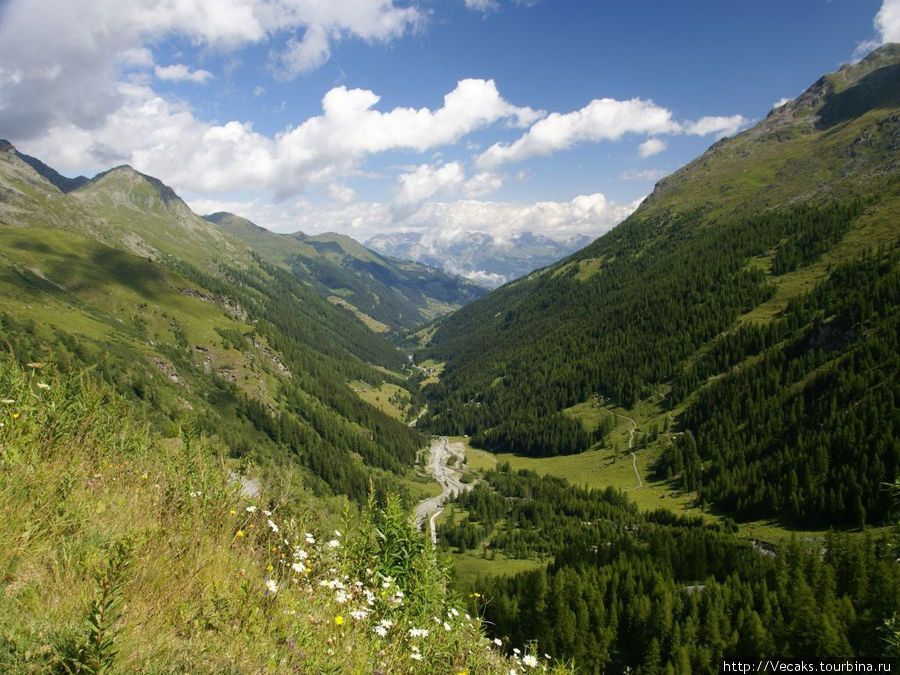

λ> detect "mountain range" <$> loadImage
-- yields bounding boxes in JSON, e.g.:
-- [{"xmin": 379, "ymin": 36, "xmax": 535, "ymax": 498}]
[
  {"xmin": 204, "ymin": 211, "xmax": 486, "ymax": 332},
  {"xmin": 0, "ymin": 139, "xmax": 461, "ymax": 503},
  {"xmin": 365, "ymin": 230, "xmax": 593, "ymax": 288},
  {"xmin": 1, "ymin": 44, "xmax": 898, "ymax": 672}
]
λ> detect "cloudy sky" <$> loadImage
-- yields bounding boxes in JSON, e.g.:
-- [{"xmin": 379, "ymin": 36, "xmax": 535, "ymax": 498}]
[{"xmin": 1, "ymin": 0, "xmax": 897, "ymax": 243}]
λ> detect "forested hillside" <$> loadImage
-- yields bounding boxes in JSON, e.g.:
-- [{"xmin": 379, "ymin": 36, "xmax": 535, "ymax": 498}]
[
  {"xmin": 420, "ymin": 44, "xmax": 900, "ymax": 526},
  {"xmin": 444, "ymin": 466, "xmax": 900, "ymax": 672},
  {"xmin": 207, "ymin": 211, "xmax": 486, "ymax": 333},
  {"xmin": 0, "ymin": 144, "xmax": 427, "ymax": 503}
]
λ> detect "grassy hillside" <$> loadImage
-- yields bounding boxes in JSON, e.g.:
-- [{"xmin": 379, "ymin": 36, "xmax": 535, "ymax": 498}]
[
  {"xmin": 0, "ymin": 143, "xmax": 428, "ymax": 506},
  {"xmin": 0, "ymin": 359, "xmax": 567, "ymax": 673},
  {"xmin": 419, "ymin": 44, "xmax": 900, "ymax": 527},
  {"xmin": 207, "ymin": 211, "xmax": 486, "ymax": 333}
]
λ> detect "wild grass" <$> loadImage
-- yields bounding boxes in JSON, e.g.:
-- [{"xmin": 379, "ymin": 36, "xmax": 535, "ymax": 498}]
[
  {"xmin": 0, "ymin": 359, "xmax": 569, "ymax": 673},
  {"xmin": 351, "ymin": 380, "xmax": 412, "ymax": 421}
]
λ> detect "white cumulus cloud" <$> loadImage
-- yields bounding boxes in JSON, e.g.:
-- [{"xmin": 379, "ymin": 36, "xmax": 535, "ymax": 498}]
[
  {"xmin": 0, "ymin": 0, "xmax": 424, "ymax": 141},
  {"xmin": 876, "ymin": 0, "xmax": 900, "ymax": 43},
  {"xmin": 404, "ymin": 193, "xmax": 637, "ymax": 243},
  {"xmin": 154, "ymin": 64, "xmax": 213, "ymax": 83},
  {"xmin": 477, "ymin": 97, "xmax": 680, "ymax": 168},
  {"xmin": 393, "ymin": 162, "xmax": 466, "ymax": 216},
  {"xmin": 17, "ymin": 78, "xmax": 541, "ymax": 201},
  {"xmin": 681, "ymin": 114, "xmax": 747, "ymax": 137},
  {"xmin": 854, "ymin": 0, "xmax": 900, "ymax": 60},
  {"xmin": 476, "ymin": 97, "xmax": 748, "ymax": 169},
  {"xmin": 464, "ymin": 171, "xmax": 504, "ymax": 198},
  {"xmin": 268, "ymin": 0, "xmax": 425, "ymax": 77},
  {"xmin": 638, "ymin": 138, "xmax": 666, "ymax": 158}
]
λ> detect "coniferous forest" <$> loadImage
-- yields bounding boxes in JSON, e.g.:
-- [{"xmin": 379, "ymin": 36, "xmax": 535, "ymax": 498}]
[
  {"xmin": 420, "ymin": 46, "xmax": 900, "ymax": 672},
  {"xmin": 442, "ymin": 467, "xmax": 900, "ymax": 673}
]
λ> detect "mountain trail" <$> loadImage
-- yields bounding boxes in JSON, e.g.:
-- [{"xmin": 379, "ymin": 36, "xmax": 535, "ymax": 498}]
[{"xmin": 604, "ymin": 408, "xmax": 643, "ymax": 490}]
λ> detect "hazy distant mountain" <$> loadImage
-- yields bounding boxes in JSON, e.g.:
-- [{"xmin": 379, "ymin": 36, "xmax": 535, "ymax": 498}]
[
  {"xmin": 206, "ymin": 212, "xmax": 486, "ymax": 331},
  {"xmin": 365, "ymin": 230, "xmax": 593, "ymax": 288}
]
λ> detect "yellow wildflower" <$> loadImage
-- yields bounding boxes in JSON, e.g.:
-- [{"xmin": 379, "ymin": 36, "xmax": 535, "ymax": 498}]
[
  {"xmin": 236, "ymin": 530, "xmax": 245, "ymax": 538},
  {"xmin": 334, "ymin": 616, "xmax": 344, "ymax": 626},
  {"xmin": 12, "ymin": 412, "xmax": 20, "ymax": 420},
  {"xmin": 229, "ymin": 509, "xmax": 237, "ymax": 515},
  {"xmin": 267, "ymin": 564, "xmax": 274, "ymax": 573}
]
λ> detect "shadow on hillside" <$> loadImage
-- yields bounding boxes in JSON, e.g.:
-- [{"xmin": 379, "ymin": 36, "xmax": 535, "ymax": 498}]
[
  {"xmin": 34, "ymin": 244, "xmax": 166, "ymax": 299},
  {"xmin": 88, "ymin": 247, "xmax": 165, "ymax": 298},
  {"xmin": 817, "ymin": 63, "xmax": 900, "ymax": 130}
]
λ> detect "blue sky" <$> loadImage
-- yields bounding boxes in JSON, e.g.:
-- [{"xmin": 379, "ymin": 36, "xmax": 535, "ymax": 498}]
[{"xmin": 0, "ymin": 0, "xmax": 896, "ymax": 243}]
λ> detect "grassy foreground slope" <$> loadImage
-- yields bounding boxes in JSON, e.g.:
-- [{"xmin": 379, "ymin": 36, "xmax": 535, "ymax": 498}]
[
  {"xmin": 420, "ymin": 44, "xmax": 900, "ymax": 526},
  {"xmin": 0, "ymin": 360, "xmax": 566, "ymax": 673}
]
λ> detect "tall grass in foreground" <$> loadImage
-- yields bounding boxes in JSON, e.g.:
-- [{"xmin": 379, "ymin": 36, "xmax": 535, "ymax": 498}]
[{"xmin": 0, "ymin": 359, "xmax": 569, "ymax": 673}]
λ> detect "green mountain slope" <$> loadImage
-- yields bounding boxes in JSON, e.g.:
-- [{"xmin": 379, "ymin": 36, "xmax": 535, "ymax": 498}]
[
  {"xmin": 420, "ymin": 44, "xmax": 900, "ymax": 526},
  {"xmin": 206, "ymin": 211, "xmax": 486, "ymax": 333},
  {"xmin": 0, "ymin": 144, "xmax": 427, "ymax": 503}
]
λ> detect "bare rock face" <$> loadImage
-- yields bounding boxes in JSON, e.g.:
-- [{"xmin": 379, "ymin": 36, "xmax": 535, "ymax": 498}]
[{"xmin": 150, "ymin": 356, "xmax": 185, "ymax": 386}]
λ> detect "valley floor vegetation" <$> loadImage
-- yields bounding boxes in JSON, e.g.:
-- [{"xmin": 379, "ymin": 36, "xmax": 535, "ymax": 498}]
[
  {"xmin": 439, "ymin": 467, "xmax": 900, "ymax": 673},
  {"xmin": 0, "ymin": 358, "xmax": 570, "ymax": 674}
]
